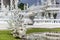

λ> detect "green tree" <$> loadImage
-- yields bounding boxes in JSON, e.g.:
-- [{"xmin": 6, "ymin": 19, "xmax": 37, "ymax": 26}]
[{"xmin": 18, "ymin": 3, "xmax": 24, "ymax": 10}]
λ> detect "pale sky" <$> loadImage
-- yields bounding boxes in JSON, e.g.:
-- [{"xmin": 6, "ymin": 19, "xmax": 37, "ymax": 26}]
[
  {"xmin": 19, "ymin": 0, "xmax": 40, "ymax": 6},
  {"xmin": 19, "ymin": 0, "xmax": 60, "ymax": 6}
]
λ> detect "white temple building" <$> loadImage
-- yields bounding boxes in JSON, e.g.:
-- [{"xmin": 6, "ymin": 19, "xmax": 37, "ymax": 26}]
[
  {"xmin": 0, "ymin": 0, "xmax": 60, "ymax": 29},
  {"xmin": 0, "ymin": 0, "xmax": 19, "ymax": 30},
  {"xmin": 23, "ymin": 0, "xmax": 60, "ymax": 28},
  {"xmin": 0, "ymin": 0, "xmax": 18, "ymax": 10}
]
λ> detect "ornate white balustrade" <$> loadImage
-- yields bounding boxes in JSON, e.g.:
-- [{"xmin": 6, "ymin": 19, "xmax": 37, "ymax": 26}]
[
  {"xmin": 34, "ymin": 19, "xmax": 60, "ymax": 23},
  {"xmin": 49, "ymin": 4, "xmax": 60, "ymax": 8}
]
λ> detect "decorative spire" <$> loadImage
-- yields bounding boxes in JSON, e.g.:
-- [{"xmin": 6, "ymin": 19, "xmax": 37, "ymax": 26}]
[
  {"xmin": 47, "ymin": 0, "xmax": 52, "ymax": 5},
  {"xmin": 1, "ymin": 0, "xmax": 4, "ymax": 10},
  {"xmin": 24, "ymin": 3, "xmax": 29, "ymax": 10},
  {"xmin": 27, "ymin": 3, "xmax": 29, "ymax": 9}
]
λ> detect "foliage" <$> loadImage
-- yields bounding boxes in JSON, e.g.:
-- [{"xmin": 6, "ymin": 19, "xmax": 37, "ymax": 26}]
[
  {"xmin": 0, "ymin": 30, "xmax": 20, "ymax": 40},
  {"xmin": 1, "ymin": 28, "xmax": 60, "ymax": 40},
  {"xmin": 18, "ymin": 3, "xmax": 24, "ymax": 10},
  {"xmin": 26, "ymin": 28, "xmax": 60, "ymax": 34}
]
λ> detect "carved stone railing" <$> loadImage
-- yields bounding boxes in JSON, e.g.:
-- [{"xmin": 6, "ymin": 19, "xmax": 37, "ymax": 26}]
[
  {"xmin": 34, "ymin": 19, "xmax": 60, "ymax": 23},
  {"xmin": 26, "ymin": 32, "xmax": 60, "ymax": 40},
  {"xmin": 49, "ymin": 4, "xmax": 60, "ymax": 8}
]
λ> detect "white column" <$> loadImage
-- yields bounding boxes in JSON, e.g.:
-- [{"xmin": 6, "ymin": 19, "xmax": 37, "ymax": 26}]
[
  {"xmin": 54, "ymin": 0, "xmax": 56, "ymax": 7},
  {"xmin": 46, "ymin": 12, "xmax": 49, "ymax": 19},
  {"xmin": 39, "ymin": 12, "xmax": 42, "ymax": 19},
  {"xmin": 51, "ymin": 13, "xmax": 54, "ymax": 23},
  {"xmin": 54, "ymin": 0, "xmax": 56, "ymax": 4},
  {"xmin": 1, "ymin": 0, "xmax": 4, "ymax": 10},
  {"xmin": 10, "ymin": 0, "xmax": 13, "ymax": 10},
  {"xmin": 24, "ymin": 3, "xmax": 28, "ymax": 10},
  {"xmin": 24, "ymin": 4, "xmax": 26, "ymax": 10},
  {"xmin": 15, "ymin": 0, "xmax": 18, "ymax": 9},
  {"xmin": 24, "ymin": 4, "xmax": 27, "ymax": 10},
  {"xmin": 44, "ymin": 13, "xmax": 46, "ymax": 19},
  {"xmin": 51, "ymin": 13, "xmax": 54, "ymax": 19},
  {"xmin": 37, "ymin": 13, "xmax": 39, "ymax": 19},
  {"xmin": 47, "ymin": 0, "xmax": 52, "ymax": 5},
  {"xmin": 26, "ymin": 3, "xmax": 28, "ymax": 9}
]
